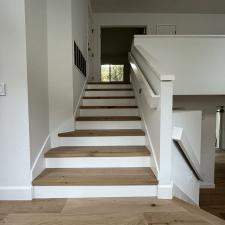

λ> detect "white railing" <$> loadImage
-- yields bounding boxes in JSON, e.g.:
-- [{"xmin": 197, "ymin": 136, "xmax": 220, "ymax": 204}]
[
  {"xmin": 129, "ymin": 41, "xmax": 174, "ymax": 199},
  {"xmin": 128, "ymin": 53, "xmax": 159, "ymax": 109}
]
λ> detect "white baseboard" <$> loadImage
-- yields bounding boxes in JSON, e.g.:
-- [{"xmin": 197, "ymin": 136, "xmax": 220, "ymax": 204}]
[
  {"xmin": 74, "ymin": 79, "xmax": 88, "ymax": 118},
  {"xmin": 0, "ymin": 186, "xmax": 32, "ymax": 200},
  {"xmin": 173, "ymin": 183, "xmax": 198, "ymax": 205},
  {"xmin": 157, "ymin": 184, "xmax": 173, "ymax": 199},
  {"xmin": 200, "ymin": 182, "xmax": 215, "ymax": 189},
  {"xmin": 31, "ymin": 136, "xmax": 50, "ymax": 180}
]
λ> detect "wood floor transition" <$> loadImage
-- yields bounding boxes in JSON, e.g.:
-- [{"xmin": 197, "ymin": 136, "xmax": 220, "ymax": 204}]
[
  {"xmin": 0, "ymin": 197, "xmax": 224, "ymax": 225},
  {"xmin": 200, "ymin": 151, "xmax": 225, "ymax": 220}
]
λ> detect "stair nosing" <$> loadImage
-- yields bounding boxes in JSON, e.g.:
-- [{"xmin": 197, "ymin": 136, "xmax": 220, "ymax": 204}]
[
  {"xmin": 58, "ymin": 129, "xmax": 145, "ymax": 137},
  {"xmin": 76, "ymin": 116, "xmax": 141, "ymax": 121},
  {"xmin": 80, "ymin": 106, "xmax": 138, "ymax": 109},
  {"xmin": 32, "ymin": 167, "xmax": 158, "ymax": 186},
  {"xmin": 44, "ymin": 146, "xmax": 150, "ymax": 158},
  {"xmin": 85, "ymin": 89, "xmax": 133, "ymax": 91},
  {"xmin": 83, "ymin": 96, "xmax": 135, "ymax": 99}
]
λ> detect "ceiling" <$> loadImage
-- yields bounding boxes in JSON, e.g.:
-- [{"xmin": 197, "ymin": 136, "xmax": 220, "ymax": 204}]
[{"xmin": 91, "ymin": 0, "xmax": 225, "ymax": 14}]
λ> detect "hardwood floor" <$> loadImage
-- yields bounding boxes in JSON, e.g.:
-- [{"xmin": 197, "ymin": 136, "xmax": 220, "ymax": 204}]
[
  {"xmin": 76, "ymin": 116, "xmax": 141, "ymax": 121},
  {"xmin": 1, "ymin": 197, "xmax": 224, "ymax": 225},
  {"xmin": 32, "ymin": 168, "xmax": 157, "ymax": 186},
  {"xmin": 44, "ymin": 146, "xmax": 150, "ymax": 158},
  {"xmin": 58, "ymin": 129, "xmax": 145, "ymax": 137},
  {"xmin": 200, "ymin": 151, "xmax": 225, "ymax": 220}
]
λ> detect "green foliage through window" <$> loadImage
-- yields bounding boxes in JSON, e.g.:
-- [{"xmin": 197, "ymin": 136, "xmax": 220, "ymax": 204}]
[{"xmin": 101, "ymin": 65, "xmax": 124, "ymax": 82}]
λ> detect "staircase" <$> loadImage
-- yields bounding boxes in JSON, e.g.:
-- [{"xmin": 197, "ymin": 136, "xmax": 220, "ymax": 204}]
[{"xmin": 32, "ymin": 82, "xmax": 158, "ymax": 198}]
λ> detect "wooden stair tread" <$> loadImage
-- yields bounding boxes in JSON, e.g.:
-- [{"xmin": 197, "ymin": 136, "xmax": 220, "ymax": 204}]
[
  {"xmin": 76, "ymin": 116, "xmax": 141, "ymax": 121},
  {"xmin": 45, "ymin": 146, "xmax": 150, "ymax": 158},
  {"xmin": 88, "ymin": 82, "xmax": 131, "ymax": 85},
  {"xmin": 85, "ymin": 89, "xmax": 133, "ymax": 91},
  {"xmin": 32, "ymin": 168, "xmax": 158, "ymax": 186},
  {"xmin": 80, "ymin": 106, "xmax": 138, "ymax": 109},
  {"xmin": 58, "ymin": 129, "xmax": 145, "ymax": 137},
  {"xmin": 83, "ymin": 96, "xmax": 135, "ymax": 99}
]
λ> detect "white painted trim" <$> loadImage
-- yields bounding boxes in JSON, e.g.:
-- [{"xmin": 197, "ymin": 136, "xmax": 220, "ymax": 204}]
[
  {"xmin": 76, "ymin": 121, "xmax": 142, "ymax": 130},
  {"xmin": 0, "ymin": 186, "xmax": 32, "ymax": 200},
  {"xmin": 33, "ymin": 185, "xmax": 157, "ymax": 198},
  {"xmin": 80, "ymin": 108, "xmax": 139, "ymax": 117},
  {"xmin": 132, "ymin": 45, "xmax": 175, "ymax": 82},
  {"xmin": 200, "ymin": 183, "xmax": 215, "ymax": 189},
  {"xmin": 30, "ymin": 135, "xmax": 50, "ymax": 180},
  {"xmin": 134, "ymin": 35, "xmax": 225, "ymax": 38},
  {"xmin": 131, "ymin": 78, "xmax": 159, "ymax": 178},
  {"xmin": 173, "ymin": 184, "xmax": 198, "ymax": 205},
  {"xmin": 50, "ymin": 117, "xmax": 75, "ymax": 147},
  {"xmin": 129, "ymin": 52, "xmax": 160, "ymax": 108},
  {"xmin": 58, "ymin": 136, "xmax": 146, "ymax": 146},
  {"xmin": 157, "ymin": 184, "xmax": 173, "ymax": 199},
  {"xmin": 74, "ymin": 78, "xmax": 88, "ymax": 118},
  {"xmin": 84, "ymin": 90, "xmax": 134, "ymax": 97},
  {"xmin": 46, "ymin": 156, "xmax": 151, "ymax": 168},
  {"xmin": 82, "ymin": 98, "xmax": 137, "ymax": 106}
]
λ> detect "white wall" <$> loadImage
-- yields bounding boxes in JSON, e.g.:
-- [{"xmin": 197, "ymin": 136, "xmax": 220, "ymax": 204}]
[
  {"xmin": 172, "ymin": 111, "xmax": 202, "ymax": 205},
  {"xmin": 71, "ymin": 0, "xmax": 89, "ymax": 112},
  {"xmin": 0, "ymin": 0, "xmax": 31, "ymax": 199},
  {"xmin": 174, "ymin": 96, "xmax": 225, "ymax": 188},
  {"xmin": 25, "ymin": 0, "xmax": 50, "ymax": 168},
  {"xmin": 47, "ymin": 0, "xmax": 74, "ymax": 146},
  {"xmin": 93, "ymin": 13, "xmax": 225, "ymax": 81},
  {"xmin": 134, "ymin": 36, "xmax": 225, "ymax": 95}
]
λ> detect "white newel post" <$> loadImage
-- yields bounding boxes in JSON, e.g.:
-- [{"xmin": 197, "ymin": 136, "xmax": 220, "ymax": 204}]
[{"xmin": 158, "ymin": 77, "xmax": 174, "ymax": 199}]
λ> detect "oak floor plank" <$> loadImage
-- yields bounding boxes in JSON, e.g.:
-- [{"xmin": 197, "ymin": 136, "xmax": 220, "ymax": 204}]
[
  {"xmin": 45, "ymin": 146, "xmax": 150, "ymax": 158},
  {"xmin": 0, "ymin": 199, "xmax": 67, "ymax": 214},
  {"xmin": 85, "ymin": 89, "xmax": 133, "ymax": 91},
  {"xmin": 76, "ymin": 116, "xmax": 141, "ymax": 121},
  {"xmin": 32, "ymin": 168, "xmax": 158, "ymax": 186},
  {"xmin": 88, "ymin": 82, "xmax": 131, "ymax": 85},
  {"xmin": 80, "ymin": 106, "xmax": 138, "ymax": 109},
  {"xmin": 62, "ymin": 197, "xmax": 186, "ymax": 215},
  {"xmin": 83, "ymin": 96, "xmax": 135, "ymax": 99},
  {"xmin": 58, "ymin": 129, "xmax": 145, "ymax": 137},
  {"xmin": 200, "ymin": 151, "xmax": 225, "ymax": 220},
  {"xmin": 1, "ymin": 198, "xmax": 224, "ymax": 225}
]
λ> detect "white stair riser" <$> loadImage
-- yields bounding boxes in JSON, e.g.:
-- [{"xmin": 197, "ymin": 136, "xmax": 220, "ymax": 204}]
[
  {"xmin": 87, "ymin": 84, "xmax": 132, "ymax": 89},
  {"xmin": 82, "ymin": 99, "xmax": 136, "ymax": 106},
  {"xmin": 80, "ymin": 108, "xmax": 139, "ymax": 117},
  {"xmin": 58, "ymin": 136, "xmax": 146, "ymax": 146},
  {"xmin": 85, "ymin": 91, "xmax": 134, "ymax": 97},
  {"xmin": 76, "ymin": 121, "xmax": 142, "ymax": 130},
  {"xmin": 33, "ymin": 185, "xmax": 157, "ymax": 198},
  {"xmin": 46, "ymin": 157, "xmax": 151, "ymax": 168}
]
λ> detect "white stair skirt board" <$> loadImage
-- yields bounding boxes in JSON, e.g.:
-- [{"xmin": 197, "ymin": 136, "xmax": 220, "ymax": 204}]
[
  {"xmin": 84, "ymin": 91, "xmax": 134, "ymax": 97},
  {"xmin": 58, "ymin": 136, "xmax": 146, "ymax": 146},
  {"xmin": 87, "ymin": 84, "xmax": 132, "ymax": 89},
  {"xmin": 46, "ymin": 156, "xmax": 151, "ymax": 168},
  {"xmin": 33, "ymin": 185, "xmax": 157, "ymax": 198},
  {"xmin": 80, "ymin": 108, "xmax": 139, "ymax": 117},
  {"xmin": 76, "ymin": 121, "xmax": 142, "ymax": 130},
  {"xmin": 82, "ymin": 99, "xmax": 136, "ymax": 106}
]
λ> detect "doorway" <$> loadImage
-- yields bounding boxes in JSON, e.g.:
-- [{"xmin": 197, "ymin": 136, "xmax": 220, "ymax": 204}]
[{"xmin": 100, "ymin": 27, "xmax": 146, "ymax": 83}]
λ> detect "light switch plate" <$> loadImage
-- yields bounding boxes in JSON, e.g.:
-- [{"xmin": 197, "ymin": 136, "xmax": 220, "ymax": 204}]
[{"xmin": 0, "ymin": 82, "xmax": 6, "ymax": 96}]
